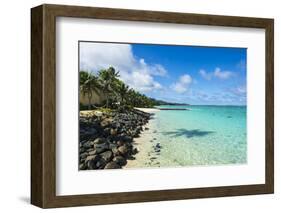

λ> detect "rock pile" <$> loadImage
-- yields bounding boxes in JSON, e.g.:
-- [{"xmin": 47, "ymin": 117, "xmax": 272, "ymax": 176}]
[{"xmin": 79, "ymin": 109, "xmax": 151, "ymax": 170}]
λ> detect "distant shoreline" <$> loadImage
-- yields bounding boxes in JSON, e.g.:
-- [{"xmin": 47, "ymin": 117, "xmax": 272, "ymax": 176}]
[{"xmin": 156, "ymin": 104, "xmax": 247, "ymax": 107}]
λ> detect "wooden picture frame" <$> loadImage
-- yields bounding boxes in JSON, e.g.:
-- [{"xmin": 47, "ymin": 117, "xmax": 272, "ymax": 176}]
[{"xmin": 31, "ymin": 4, "xmax": 274, "ymax": 208}]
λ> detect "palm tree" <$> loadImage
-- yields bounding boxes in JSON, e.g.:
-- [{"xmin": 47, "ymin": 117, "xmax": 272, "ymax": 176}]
[
  {"xmin": 118, "ymin": 83, "xmax": 129, "ymax": 105},
  {"xmin": 80, "ymin": 71, "xmax": 100, "ymax": 110},
  {"xmin": 99, "ymin": 67, "xmax": 120, "ymax": 108},
  {"xmin": 80, "ymin": 71, "xmax": 88, "ymax": 85}
]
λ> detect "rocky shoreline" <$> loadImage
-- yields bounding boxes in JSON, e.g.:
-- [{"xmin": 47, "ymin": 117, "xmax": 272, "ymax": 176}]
[{"xmin": 79, "ymin": 108, "xmax": 152, "ymax": 170}]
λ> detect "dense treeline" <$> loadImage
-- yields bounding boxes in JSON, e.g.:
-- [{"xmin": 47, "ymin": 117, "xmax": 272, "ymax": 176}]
[{"xmin": 80, "ymin": 66, "xmax": 164, "ymax": 110}]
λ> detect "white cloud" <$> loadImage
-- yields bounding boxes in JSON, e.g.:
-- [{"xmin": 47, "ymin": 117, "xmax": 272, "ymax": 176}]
[
  {"xmin": 171, "ymin": 74, "xmax": 192, "ymax": 93},
  {"xmin": 189, "ymin": 90, "xmax": 245, "ymax": 105},
  {"xmin": 127, "ymin": 70, "xmax": 163, "ymax": 92},
  {"xmin": 172, "ymin": 83, "xmax": 187, "ymax": 93},
  {"xmin": 213, "ymin": 68, "xmax": 234, "ymax": 79},
  {"xmin": 80, "ymin": 42, "xmax": 167, "ymax": 92},
  {"xmin": 139, "ymin": 59, "xmax": 167, "ymax": 77},
  {"xmin": 230, "ymin": 85, "xmax": 247, "ymax": 96},
  {"xmin": 179, "ymin": 74, "xmax": 192, "ymax": 84},
  {"xmin": 236, "ymin": 85, "xmax": 246, "ymax": 94},
  {"xmin": 199, "ymin": 67, "xmax": 234, "ymax": 80},
  {"xmin": 199, "ymin": 69, "xmax": 212, "ymax": 80},
  {"xmin": 80, "ymin": 42, "xmax": 134, "ymax": 72}
]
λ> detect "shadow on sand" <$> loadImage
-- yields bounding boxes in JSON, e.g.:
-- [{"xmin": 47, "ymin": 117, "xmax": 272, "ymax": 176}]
[{"xmin": 163, "ymin": 128, "xmax": 214, "ymax": 138}]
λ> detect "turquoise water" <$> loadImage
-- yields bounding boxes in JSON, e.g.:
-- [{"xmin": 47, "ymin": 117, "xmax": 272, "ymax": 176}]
[{"xmin": 146, "ymin": 105, "xmax": 247, "ymax": 167}]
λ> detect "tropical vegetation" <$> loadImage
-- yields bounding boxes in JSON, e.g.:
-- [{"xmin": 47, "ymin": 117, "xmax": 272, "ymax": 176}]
[{"xmin": 80, "ymin": 66, "xmax": 164, "ymax": 110}]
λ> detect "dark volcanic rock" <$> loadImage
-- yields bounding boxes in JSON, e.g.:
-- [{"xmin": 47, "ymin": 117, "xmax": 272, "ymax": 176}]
[
  {"xmin": 104, "ymin": 161, "xmax": 121, "ymax": 169},
  {"xmin": 118, "ymin": 145, "xmax": 128, "ymax": 156},
  {"xmin": 94, "ymin": 143, "xmax": 108, "ymax": 154},
  {"xmin": 100, "ymin": 150, "xmax": 113, "ymax": 162},
  {"xmin": 127, "ymin": 156, "xmax": 136, "ymax": 160},
  {"xmin": 93, "ymin": 137, "xmax": 106, "ymax": 144},
  {"xmin": 82, "ymin": 141, "xmax": 92, "ymax": 149},
  {"xmin": 79, "ymin": 164, "xmax": 87, "ymax": 170},
  {"xmin": 87, "ymin": 127, "xmax": 97, "ymax": 135},
  {"xmin": 87, "ymin": 148, "xmax": 94, "ymax": 152},
  {"xmin": 88, "ymin": 150, "xmax": 96, "ymax": 156},
  {"xmin": 156, "ymin": 143, "xmax": 161, "ymax": 148},
  {"xmin": 85, "ymin": 155, "xmax": 98, "ymax": 164},
  {"xmin": 108, "ymin": 143, "xmax": 118, "ymax": 149},
  {"xmin": 123, "ymin": 135, "xmax": 133, "ymax": 143},
  {"xmin": 103, "ymin": 127, "xmax": 111, "ymax": 136},
  {"xmin": 96, "ymin": 158, "xmax": 107, "ymax": 169},
  {"xmin": 116, "ymin": 140, "xmax": 124, "ymax": 146},
  {"xmin": 86, "ymin": 155, "xmax": 101, "ymax": 169},
  {"xmin": 110, "ymin": 128, "xmax": 117, "ymax": 136},
  {"xmin": 80, "ymin": 152, "xmax": 88, "ymax": 159},
  {"xmin": 132, "ymin": 148, "xmax": 139, "ymax": 155},
  {"xmin": 79, "ymin": 109, "xmax": 152, "ymax": 170},
  {"xmin": 113, "ymin": 156, "xmax": 127, "ymax": 166},
  {"xmin": 112, "ymin": 147, "xmax": 120, "ymax": 156},
  {"xmin": 100, "ymin": 119, "xmax": 111, "ymax": 127}
]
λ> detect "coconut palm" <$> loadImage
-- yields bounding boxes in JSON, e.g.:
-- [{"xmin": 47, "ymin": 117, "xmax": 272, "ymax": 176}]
[
  {"xmin": 80, "ymin": 66, "xmax": 160, "ymax": 109},
  {"xmin": 80, "ymin": 71, "xmax": 88, "ymax": 85},
  {"xmin": 99, "ymin": 67, "xmax": 120, "ymax": 108},
  {"xmin": 80, "ymin": 71, "xmax": 101, "ymax": 110},
  {"xmin": 118, "ymin": 83, "xmax": 129, "ymax": 105}
]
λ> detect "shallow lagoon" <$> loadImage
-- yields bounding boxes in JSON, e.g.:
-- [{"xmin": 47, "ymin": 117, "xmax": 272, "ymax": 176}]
[{"xmin": 126, "ymin": 105, "xmax": 247, "ymax": 168}]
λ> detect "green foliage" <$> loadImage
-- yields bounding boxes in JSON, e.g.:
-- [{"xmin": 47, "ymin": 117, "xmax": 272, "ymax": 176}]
[
  {"xmin": 80, "ymin": 71, "xmax": 101, "ymax": 110},
  {"xmin": 79, "ymin": 71, "xmax": 88, "ymax": 85},
  {"xmin": 80, "ymin": 66, "xmax": 163, "ymax": 109},
  {"xmin": 117, "ymin": 82, "xmax": 129, "ymax": 105},
  {"xmin": 98, "ymin": 67, "xmax": 120, "ymax": 108}
]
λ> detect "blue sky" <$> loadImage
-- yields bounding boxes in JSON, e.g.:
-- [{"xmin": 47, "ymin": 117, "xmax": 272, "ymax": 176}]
[{"xmin": 80, "ymin": 42, "xmax": 247, "ymax": 105}]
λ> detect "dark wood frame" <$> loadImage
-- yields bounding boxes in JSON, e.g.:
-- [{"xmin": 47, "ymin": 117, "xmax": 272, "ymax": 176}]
[{"xmin": 31, "ymin": 4, "xmax": 274, "ymax": 208}]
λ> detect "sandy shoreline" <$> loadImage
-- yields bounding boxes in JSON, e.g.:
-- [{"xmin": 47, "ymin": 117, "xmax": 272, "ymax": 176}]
[
  {"xmin": 134, "ymin": 107, "xmax": 160, "ymax": 113},
  {"xmin": 125, "ymin": 109, "xmax": 161, "ymax": 169},
  {"xmin": 80, "ymin": 108, "xmax": 159, "ymax": 116}
]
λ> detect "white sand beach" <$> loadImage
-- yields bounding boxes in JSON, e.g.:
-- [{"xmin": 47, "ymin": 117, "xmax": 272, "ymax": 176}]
[
  {"xmin": 125, "ymin": 109, "xmax": 161, "ymax": 169},
  {"xmin": 134, "ymin": 107, "xmax": 160, "ymax": 113}
]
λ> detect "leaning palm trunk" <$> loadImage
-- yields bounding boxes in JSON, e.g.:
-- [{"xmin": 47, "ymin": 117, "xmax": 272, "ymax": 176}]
[
  {"xmin": 101, "ymin": 90, "xmax": 109, "ymax": 108},
  {"xmin": 104, "ymin": 86, "xmax": 111, "ymax": 108},
  {"xmin": 87, "ymin": 95, "xmax": 92, "ymax": 110},
  {"xmin": 106, "ymin": 97, "xmax": 109, "ymax": 108}
]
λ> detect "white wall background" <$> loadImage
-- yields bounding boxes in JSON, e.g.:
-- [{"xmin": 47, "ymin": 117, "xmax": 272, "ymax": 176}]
[{"xmin": 0, "ymin": 0, "xmax": 279, "ymax": 212}]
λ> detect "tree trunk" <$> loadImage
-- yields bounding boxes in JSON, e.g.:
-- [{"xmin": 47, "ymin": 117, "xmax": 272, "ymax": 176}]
[
  {"xmin": 88, "ymin": 98, "xmax": 91, "ymax": 110},
  {"xmin": 106, "ymin": 96, "xmax": 109, "ymax": 108},
  {"xmin": 88, "ymin": 93, "xmax": 92, "ymax": 110}
]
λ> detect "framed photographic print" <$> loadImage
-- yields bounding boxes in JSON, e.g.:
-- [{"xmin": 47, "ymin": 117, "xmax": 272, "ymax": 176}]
[{"xmin": 31, "ymin": 4, "xmax": 274, "ymax": 208}]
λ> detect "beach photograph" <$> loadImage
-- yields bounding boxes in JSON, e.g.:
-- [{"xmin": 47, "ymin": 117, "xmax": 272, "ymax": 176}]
[{"xmin": 79, "ymin": 41, "xmax": 247, "ymax": 170}]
